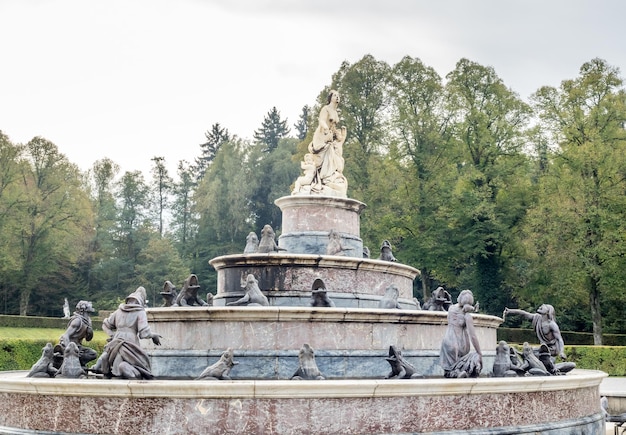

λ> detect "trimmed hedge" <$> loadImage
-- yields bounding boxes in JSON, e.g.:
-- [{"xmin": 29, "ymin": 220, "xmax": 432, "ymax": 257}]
[
  {"xmin": 498, "ymin": 328, "xmax": 626, "ymax": 346},
  {"xmin": 565, "ymin": 346, "xmax": 626, "ymax": 376},
  {"xmin": 0, "ymin": 314, "xmax": 103, "ymax": 331},
  {"xmin": 0, "ymin": 339, "xmax": 108, "ymax": 372}
]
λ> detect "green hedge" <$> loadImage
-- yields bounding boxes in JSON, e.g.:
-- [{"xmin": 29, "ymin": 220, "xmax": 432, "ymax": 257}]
[
  {"xmin": 0, "ymin": 315, "xmax": 103, "ymax": 331},
  {"xmin": 0, "ymin": 339, "xmax": 108, "ymax": 372},
  {"xmin": 498, "ymin": 328, "xmax": 626, "ymax": 346},
  {"xmin": 565, "ymin": 346, "xmax": 626, "ymax": 376}
]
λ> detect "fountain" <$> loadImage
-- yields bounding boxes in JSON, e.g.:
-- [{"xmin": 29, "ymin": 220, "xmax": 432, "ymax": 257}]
[{"xmin": 0, "ymin": 90, "xmax": 606, "ymax": 434}]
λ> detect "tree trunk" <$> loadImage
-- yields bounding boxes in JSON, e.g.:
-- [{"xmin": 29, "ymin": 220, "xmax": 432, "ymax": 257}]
[
  {"xmin": 19, "ymin": 288, "xmax": 31, "ymax": 316},
  {"xmin": 420, "ymin": 268, "xmax": 432, "ymax": 300},
  {"xmin": 589, "ymin": 276, "xmax": 603, "ymax": 345}
]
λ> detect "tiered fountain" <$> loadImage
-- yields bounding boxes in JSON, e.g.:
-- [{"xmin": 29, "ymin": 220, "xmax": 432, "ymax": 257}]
[{"xmin": 0, "ymin": 90, "xmax": 606, "ymax": 434}]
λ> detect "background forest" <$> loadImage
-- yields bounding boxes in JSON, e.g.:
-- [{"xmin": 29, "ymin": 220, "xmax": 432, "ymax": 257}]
[{"xmin": 1, "ymin": 55, "xmax": 625, "ymax": 344}]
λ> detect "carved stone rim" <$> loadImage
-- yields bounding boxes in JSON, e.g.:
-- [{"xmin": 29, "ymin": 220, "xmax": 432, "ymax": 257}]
[
  {"xmin": 0, "ymin": 369, "xmax": 605, "ymax": 399},
  {"xmin": 144, "ymin": 305, "xmax": 502, "ymax": 328},
  {"xmin": 275, "ymin": 195, "xmax": 366, "ymax": 214},
  {"xmin": 209, "ymin": 253, "xmax": 420, "ymax": 279}
]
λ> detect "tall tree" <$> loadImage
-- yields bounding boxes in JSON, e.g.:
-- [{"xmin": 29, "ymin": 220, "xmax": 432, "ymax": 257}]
[
  {"xmin": 330, "ymin": 54, "xmax": 392, "ymax": 192},
  {"xmin": 84, "ymin": 158, "xmax": 119, "ymax": 295},
  {"xmin": 15, "ymin": 137, "xmax": 93, "ymax": 315},
  {"xmin": 385, "ymin": 56, "xmax": 454, "ymax": 300},
  {"xmin": 294, "ymin": 105, "xmax": 310, "ymax": 140},
  {"xmin": 150, "ymin": 156, "xmax": 172, "ymax": 237},
  {"xmin": 253, "ymin": 107, "xmax": 290, "ymax": 152},
  {"xmin": 442, "ymin": 58, "xmax": 532, "ymax": 315},
  {"xmin": 192, "ymin": 138, "xmax": 254, "ymax": 289},
  {"xmin": 526, "ymin": 58, "xmax": 626, "ymax": 343},
  {"xmin": 170, "ymin": 160, "xmax": 198, "ymax": 259},
  {"xmin": 196, "ymin": 123, "xmax": 230, "ymax": 181},
  {"xmin": 112, "ymin": 170, "xmax": 153, "ymax": 295}
]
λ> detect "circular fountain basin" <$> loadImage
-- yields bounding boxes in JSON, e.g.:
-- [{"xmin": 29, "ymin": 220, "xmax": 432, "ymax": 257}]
[
  {"xmin": 209, "ymin": 254, "xmax": 421, "ymax": 308},
  {"xmin": 0, "ymin": 369, "xmax": 606, "ymax": 434},
  {"xmin": 144, "ymin": 306, "xmax": 499, "ymax": 379}
]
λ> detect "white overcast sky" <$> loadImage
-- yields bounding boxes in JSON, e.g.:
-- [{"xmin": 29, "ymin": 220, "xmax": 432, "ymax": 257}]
[{"xmin": 1, "ymin": 0, "xmax": 625, "ymax": 177}]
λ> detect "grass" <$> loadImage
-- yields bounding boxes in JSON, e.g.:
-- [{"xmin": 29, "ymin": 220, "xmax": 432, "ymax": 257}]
[{"xmin": 0, "ymin": 327, "xmax": 108, "ymax": 341}]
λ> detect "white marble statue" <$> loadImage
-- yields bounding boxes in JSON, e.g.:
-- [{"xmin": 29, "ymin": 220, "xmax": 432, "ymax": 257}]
[{"xmin": 292, "ymin": 89, "xmax": 348, "ymax": 197}]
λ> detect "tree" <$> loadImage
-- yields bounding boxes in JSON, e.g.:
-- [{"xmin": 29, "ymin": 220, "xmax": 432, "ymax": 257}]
[
  {"xmin": 111, "ymin": 170, "xmax": 153, "ymax": 296},
  {"xmin": 150, "ymin": 156, "xmax": 172, "ymax": 237},
  {"xmin": 294, "ymin": 105, "xmax": 310, "ymax": 140},
  {"xmin": 83, "ymin": 158, "xmax": 119, "ymax": 296},
  {"xmin": 329, "ymin": 54, "xmax": 392, "ymax": 192},
  {"xmin": 135, "ymin": 237, "xmax": 191, "ymax": 307},
  {"xmin": 170, "ymin": 160, "xmax": 198, "ymax": 260},
  {"xmin": 192, "ymin": 138, "xmax": 255, "ymax": 289},
  {"xmin": 253, "ymin": 107, "xmax": 290, "ymax": 152},
  {"xmin": 525, "ymin": 58, "xmax": 626, "ymax": 343},
  {"xmin": 247, "ymin": 138, "xmax": 300, "ymax": 230},
  {"xmin": 15, "ymin": 137, "xmax": 93, "ymax": 315},
  {"xmin": 196, "ymin": 123, "xmax": 230, "ymax": 181},
  {"xmin": 386, "ymin": 56, "xmax": 453, "ymax": 299},
  {"xmin": 442, "ymin": 58, "xmax": 532, "ymax": 315}
]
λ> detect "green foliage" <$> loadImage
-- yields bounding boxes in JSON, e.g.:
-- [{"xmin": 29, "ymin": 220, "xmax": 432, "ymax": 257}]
[
  {"xmin": 566, "ymin": 346, "xmax": 626, "ymax": 376},
  {"xmin": 253, "ymin": 107, "xmax": 290, "ymax": 152},
  {"xmin": 0, "ymin": 337, "xmax": 108, "ymax": 371}
]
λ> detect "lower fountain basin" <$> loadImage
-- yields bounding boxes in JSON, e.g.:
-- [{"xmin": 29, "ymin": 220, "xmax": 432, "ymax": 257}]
[
  {"xmin": 0, "ymin": 369, "xmax": 606, "ymax": 434},
  {"xmin": 144, "ymin": 306, "xmax": 501, "ymax": 379}
]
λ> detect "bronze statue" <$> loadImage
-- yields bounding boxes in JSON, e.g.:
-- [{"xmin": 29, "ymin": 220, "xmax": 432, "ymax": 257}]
[
  {"xmin": 291, "ymin": 343, "xmax": 325, "ymax": 380},
  {"xmin": 491, "ymin": 340, "xmax": 523, "ymax": 377},
  {"xmin": 503, "ymin": 304, "xmax": 567, "ymax": 359},
  {"xmin": 243, "ymin": 232, "xmax": 259, "ymax": 254},
  {"xmin": 439, "ymin": 290, "xmax": 482, "ymax": 378},
  {"xmin": 56, "ymin": 342, "xmax": 86, "ymax": 378},
  {"xmin": 378, "ymin": 284, "xmax": 401, "ymax": 309},
  {"xmin": 385, "ymin": 345, "xmax": 424, "ymax": 379},
  {"xmin": 160, "ymin": 280, "xmax": 178, "ymax": 307},
  {"xmin": 377, "ymin": 240, "xmax": 397, "ymax": 262},
  {"xmin": 309, "ymin": 279, "xmax": 335, "ymax": 307},
  {"xmin": 91, "ymin": 287, "xmax": 162, "ymax": 379},
  {"xmin": 174, "ymin": 274, "xmax": 209, "ymax": 307},
  {"xmin": 423, "ymin": 286, "xmax": 452, "ymax": 311},
  {"xmin": 227, "ymin": 274, "xmax": 269, "ymax": 306},
  {"xmin": 325, "ymin": 229, "xmax": 346, "ymax": 256},
  {"xmin": 196, "ymin": 348, "xmax": 238, "ymax": 380},
  {"xmin": 27, "ymin": 343, "xmax": 57, "ymax": 378},
  {"xmin": 54, "ymin": 300, "xmax": 97, "ymax": 370},
  {"xmin": 257, "ymin": 224, "xmax": 286, "ymax": 253}
]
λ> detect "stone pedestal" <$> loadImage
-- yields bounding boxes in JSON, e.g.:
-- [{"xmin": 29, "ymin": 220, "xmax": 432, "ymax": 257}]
[{"xmin": 275, "ymin": 195, "xmax": 366, "ymax": 257}]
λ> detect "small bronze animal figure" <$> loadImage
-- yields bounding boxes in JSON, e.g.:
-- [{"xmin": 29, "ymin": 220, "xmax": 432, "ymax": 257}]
[
  {"xmin": 227, "ymin": 274, "xmax": 269, "ymax": 306},
  {"xmin": 243, "ymin": 232, "xmax": 259, "ymax": 254},
  {"xmin": 378, "ymin": 240, "xmax": 397, "ymax": 262},
  {"xmin": 56, "ymin": 342, "xmax": 86, "ymax": 378},
  {"xmin": 257, "ymin": 224, "xmax": 286, "ymax": 253},
  {"xmin": 378, "ymin": 284, "xmax": 401, "ymax": 309},
  {"xmin": 196, "ymin": 348, "xmax": 238, "ymax": 380},
  {"xmin": 422, "ymin": 286, "xmax": 452, "ymax": 311},
  {"xmin": 28, "ymin": 343, "xmax": 57, "ymax": 378},
  {"xmin": 520, "ymin": 342, "xmax": 549, "ymax": 376},
  {"xmin": 363, "ymin": 246, "xmax": 370, "ymax": 258},
  {"xmin": 160, "ymin": 280, "xmax": 178, "ymax": 307},
  {"xmin": 325, "ymin": 229, "xmax": 346, "ymax": 256},
  {"xmin": 292, "ymin": 343, "xmax": 325, "ymax": 380},
  {"xmin": 385, "ymin": 345, "xmax": 423, "ymax": 379},
  {"xmin": 492, "ymin": 341, "xmax": 521, "ymax": 377},
  {"xmin": 174, "ymin": 274, "xmax": 209, "ymax": 307},
  {"xmin": 309, "ymin": 279, "xmax": 335, "ymax": 307}
]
